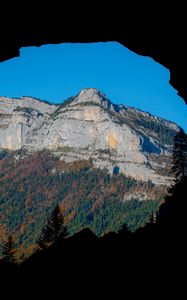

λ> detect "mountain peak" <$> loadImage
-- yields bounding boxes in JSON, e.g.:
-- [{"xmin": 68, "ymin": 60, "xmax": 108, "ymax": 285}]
[
  {"xmin": 78, "ymin": 88, "xmax": 105, "ymax": 98},
  {"xmin": 72, "ymin": 88, "xmax": 108, "ymax": 105}
]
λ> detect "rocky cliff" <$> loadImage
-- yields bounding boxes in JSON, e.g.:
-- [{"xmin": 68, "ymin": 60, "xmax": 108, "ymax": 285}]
[{"xmin": 0, "ymin": 88, "xmax": 178, "ymax": 184}]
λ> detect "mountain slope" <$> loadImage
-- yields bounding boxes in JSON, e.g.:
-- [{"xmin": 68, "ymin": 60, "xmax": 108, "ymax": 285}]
[
  {"xmin": 0, "ymin": 151, "xmax": 164, "ymax": 257},
  {"xmin": 0, "ymin": 88, "xmax": 178, "ymax": 184},
  {"xmin": 0, "ymin": 89, "xmax": 177, "ymax": 257}
]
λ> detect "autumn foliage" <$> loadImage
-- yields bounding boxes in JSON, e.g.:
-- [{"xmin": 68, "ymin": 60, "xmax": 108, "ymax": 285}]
[{"xmin": 0, "ymin": 150, "xmax": 165, "ymax": 258}]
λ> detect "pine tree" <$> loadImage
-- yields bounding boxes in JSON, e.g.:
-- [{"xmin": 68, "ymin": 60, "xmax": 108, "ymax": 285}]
[
  {"xmin": 171, "ymin": 128, "xmax": 187, "ymax": 180},
  {"xmin": 2, "ymin": 235, "xmax": 17, "ymax": 264},
  {"xmin": 37, "ymin": 204, "xmax": 68, "ymax": 250}
]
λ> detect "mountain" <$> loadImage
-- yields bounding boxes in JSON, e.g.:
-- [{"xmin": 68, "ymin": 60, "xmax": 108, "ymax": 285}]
[
  {"xmin": 0, "ymin": 88, "xmax": 178, "ymax": 185},
  {"xmin": 0, "ymin": 88, "xmax": 179, "ymax": 258}
]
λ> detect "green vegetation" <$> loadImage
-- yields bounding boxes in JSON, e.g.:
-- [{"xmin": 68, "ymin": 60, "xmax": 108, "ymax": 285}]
[
  {"xmin": 50, "ymin": 95, "xmax": 77, "ymax": 119},
  {"xmin": 0, "ymin": 149, "xmax": 9, "ymax": 160},
  {"xmin": 70, "ymin": 197, "xmax": 160, "ymax": 236},
  {"xmin": 56, "ymin": 146, "xmax": 77, "ymax": 153},
  {"xmin": 61, "ymin": 95, "xmax": 77, "ymax": 107},
  {"xmin": 0, "ymin": 151, "xmax": 165, "ymax": 258},
  {"xmin": 134, "ymin": 118, "xmax": 176, "ymax": 145},
  {"xmin": 13, "ymin": 106, "xmax": 43, "ymax": 116}
]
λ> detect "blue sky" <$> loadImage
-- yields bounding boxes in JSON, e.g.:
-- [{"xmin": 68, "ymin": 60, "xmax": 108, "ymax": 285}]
[{"xmin": 0, "ymin": 42, "xmax": 186, "ymax": 131}]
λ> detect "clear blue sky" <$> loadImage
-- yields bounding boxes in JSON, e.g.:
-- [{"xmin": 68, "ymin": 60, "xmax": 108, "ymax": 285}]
[{"xmin": 0, "ymin": 42, "xmax": 186, "ymax": 131}]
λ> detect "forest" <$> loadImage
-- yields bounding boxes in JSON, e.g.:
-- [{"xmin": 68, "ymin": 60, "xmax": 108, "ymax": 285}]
[{"xmin": 0, "ymin": 150, "xmax": 165, "ymax": 258}]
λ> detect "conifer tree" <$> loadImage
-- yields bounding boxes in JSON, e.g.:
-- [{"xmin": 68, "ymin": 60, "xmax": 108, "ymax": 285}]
[
  {"xmin": 37, "ymin": 204, "xmax": 68, "ymax": 250},
  {"xmin": 172, "ymin": 128, "xmax": 187, "ymax": 180},
  {"xmin": 2, "ymin": 235, "xmax": 17, "ymax": 264}
]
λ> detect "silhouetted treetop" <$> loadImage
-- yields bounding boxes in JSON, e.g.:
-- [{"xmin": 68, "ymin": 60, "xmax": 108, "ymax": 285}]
[
  {"xmin": 37, "ymin": 204, "xmax": 68, "ymax": 250},
  {"xmin": 2, "ymin": 235, "xmax": 17, "ymax": 264},
  {"xmin": 172, "ymin": 128, "xmax": 187, "ymax": 180}
]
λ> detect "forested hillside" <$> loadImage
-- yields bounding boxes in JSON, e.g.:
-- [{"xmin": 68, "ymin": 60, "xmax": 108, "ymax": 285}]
[{"xmin": 0, "ymin": 150, "xmax": 165, "ymax": 258}]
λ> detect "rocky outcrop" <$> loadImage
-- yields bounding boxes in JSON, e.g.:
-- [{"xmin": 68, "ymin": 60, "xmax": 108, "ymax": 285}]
[{"xmin": 0, "ymin": 88, "xmax": 178, "ymax": 185}]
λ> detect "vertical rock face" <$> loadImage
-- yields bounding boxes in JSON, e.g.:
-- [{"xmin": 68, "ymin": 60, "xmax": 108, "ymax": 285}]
[{"xmin": 0, "ymin": 88, "xmax": 179, "ymax": 184}]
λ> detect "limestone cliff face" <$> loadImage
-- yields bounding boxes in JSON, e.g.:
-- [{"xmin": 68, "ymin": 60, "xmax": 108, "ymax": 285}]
[{"xmin": 0, "ymin": 88, "xmax": 179, "ymax": 184}]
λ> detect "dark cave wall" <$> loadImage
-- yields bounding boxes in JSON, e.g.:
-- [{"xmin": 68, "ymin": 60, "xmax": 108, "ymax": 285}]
[{"xmin": 0, "ymin": 9, "xmax": 186, "ymax": 104}]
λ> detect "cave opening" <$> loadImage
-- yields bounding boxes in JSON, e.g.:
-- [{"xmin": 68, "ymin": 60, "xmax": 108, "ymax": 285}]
[{"xmin": 0, "ymin": 41, "xmax": 186, "ymax": 259}]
